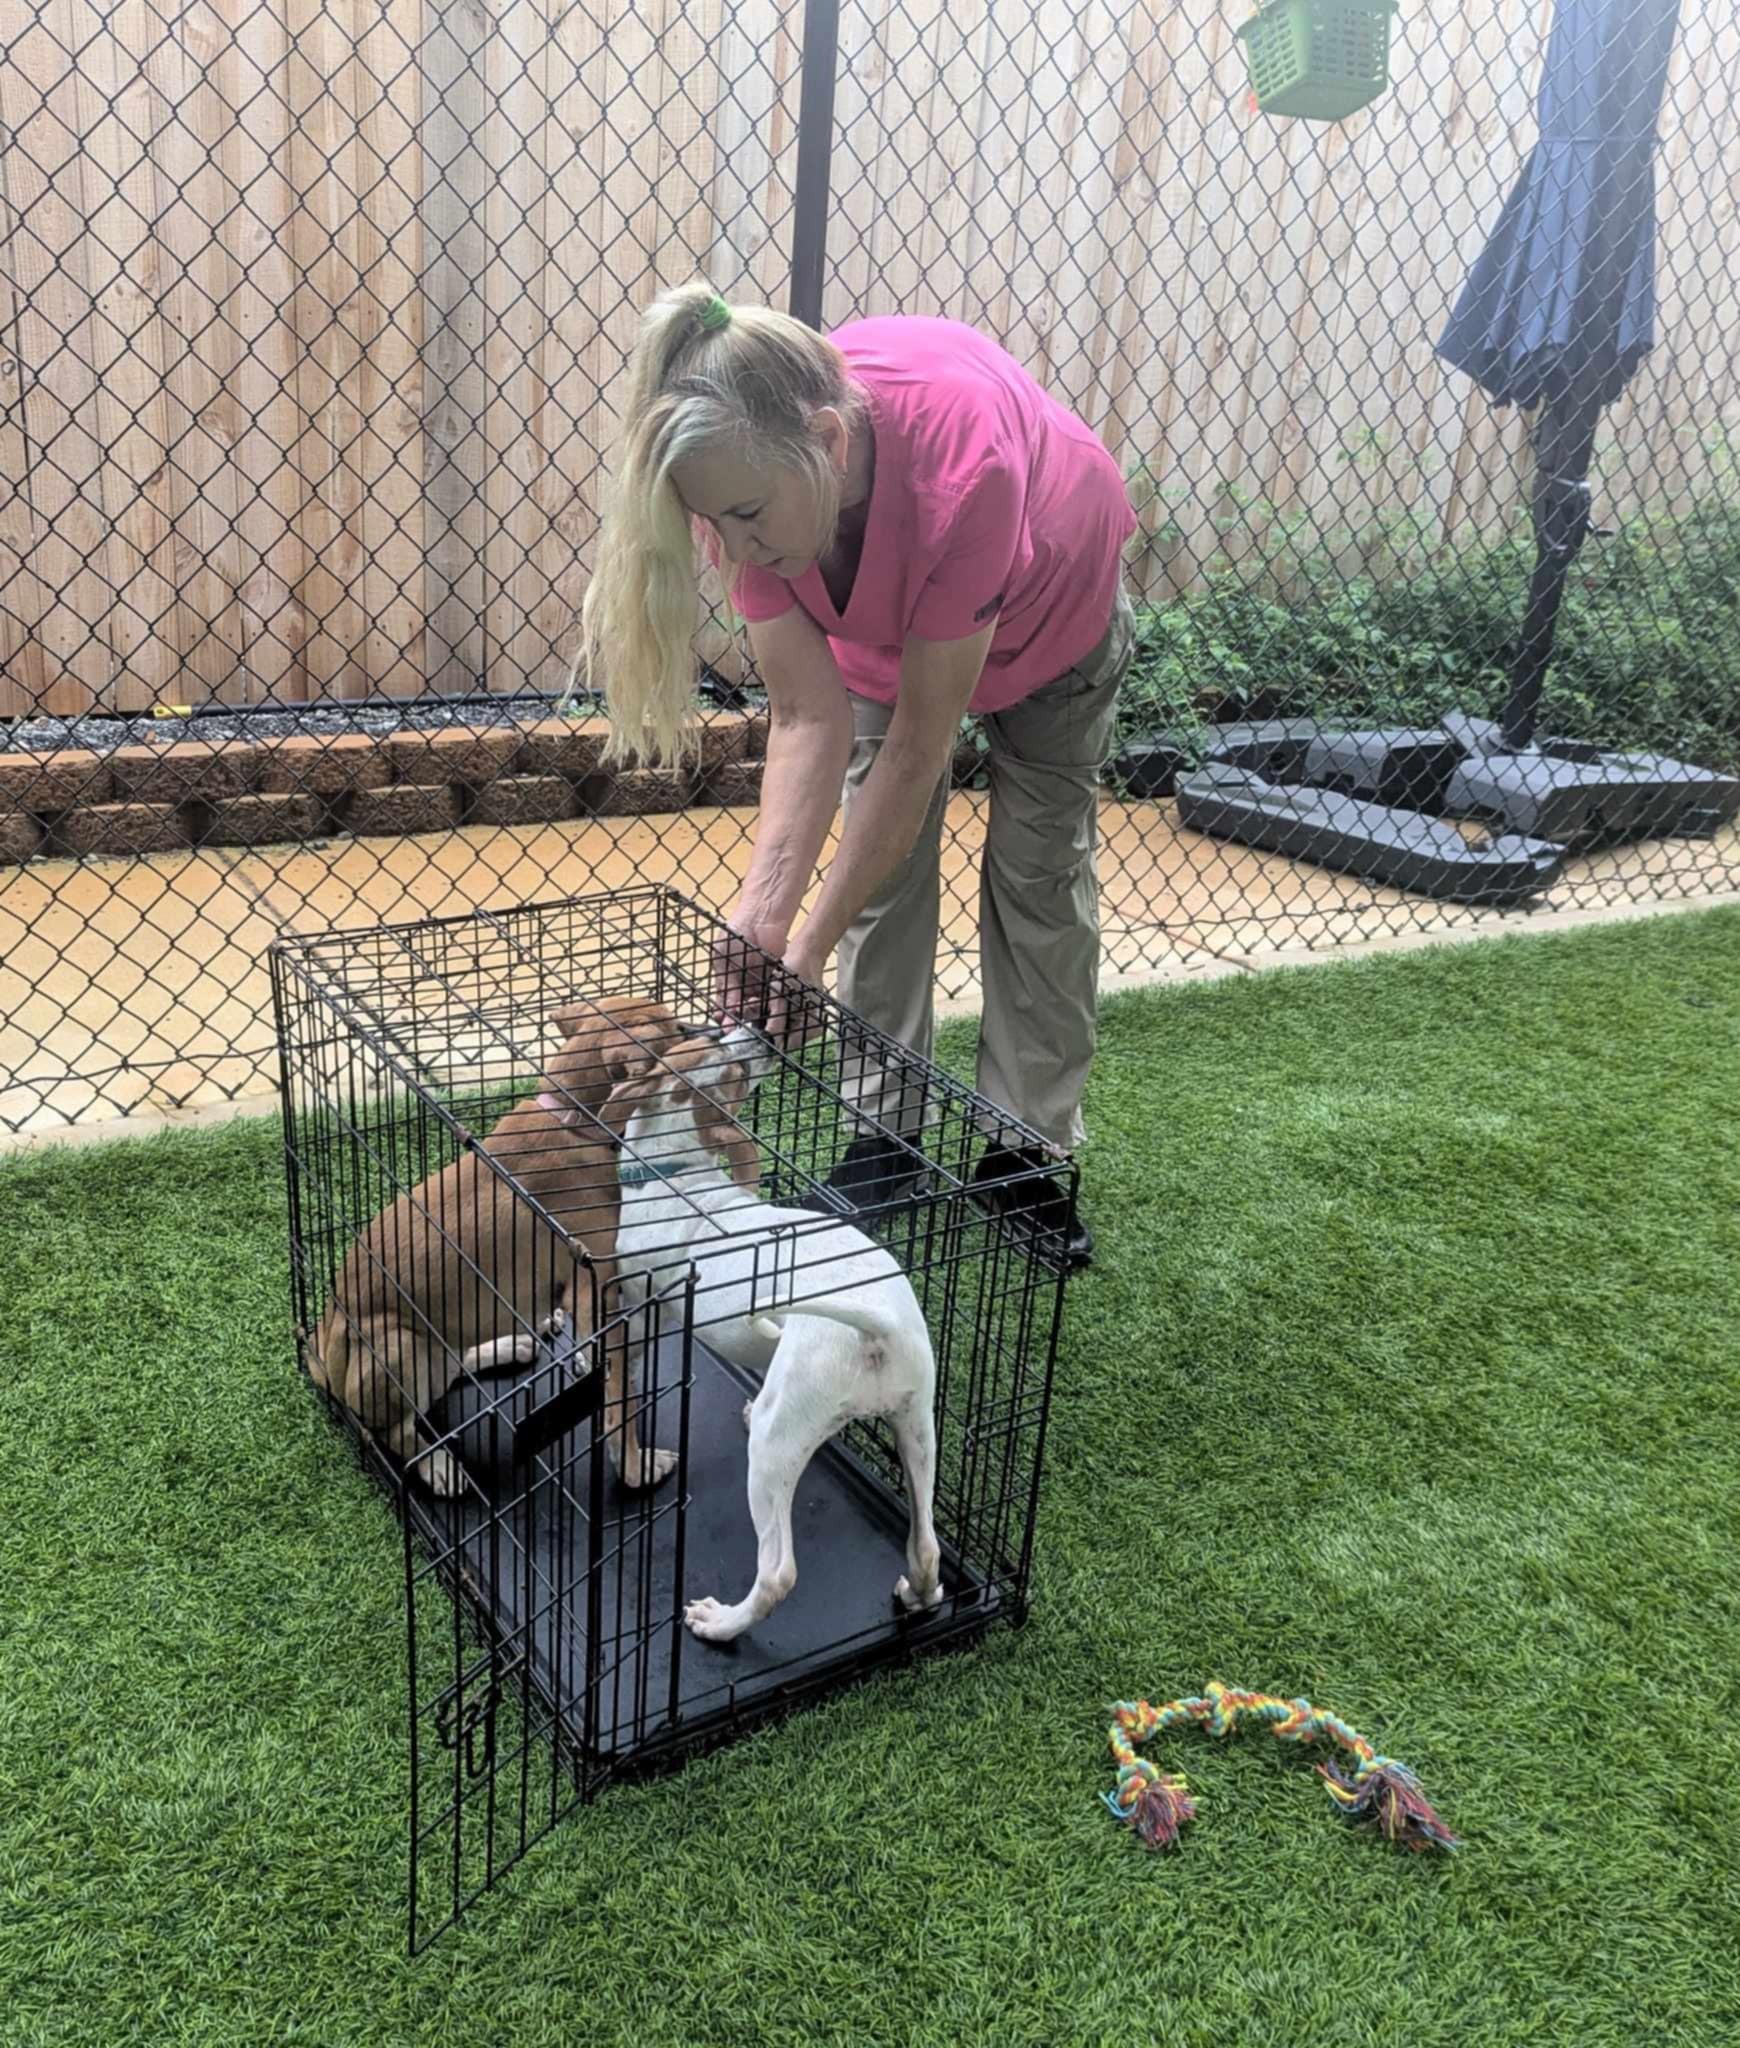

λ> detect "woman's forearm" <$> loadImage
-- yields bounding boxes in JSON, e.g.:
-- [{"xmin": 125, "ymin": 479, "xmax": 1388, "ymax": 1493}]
[
  {"xmin": 733, "ymin": 697, "xmax": 854, "ymax": 944},
  {"xmin": 785, "ymin": 626, "xmax": 990, "ymax": 974},
  {"xmin": 790, "ymin": 728, "xmax": 943, "ymax": 967}
]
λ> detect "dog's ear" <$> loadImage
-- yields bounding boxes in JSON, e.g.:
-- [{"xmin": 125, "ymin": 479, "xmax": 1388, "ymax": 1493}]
[
  {"xmin": 551, "ymin": 997, "xmax": 675, "ymax": 1053},
  {"xmin": 546, "ymin": 1007, "xmax": 677, "ymax": 1107},
  {"xmin": 696, "ymin": 1065, "xmax": 761, "ymax": 1193},
  {"xmin": 701, "ymin": 1114, "xmax": 761, "ymax": 1194},
  {"xmin": 551, "ymin": 1000, "xmax": 596, "ymax": 1044},
  {"xmin": 597, "ymin": 1063, "xmax": 657, "ymax": 1142}
]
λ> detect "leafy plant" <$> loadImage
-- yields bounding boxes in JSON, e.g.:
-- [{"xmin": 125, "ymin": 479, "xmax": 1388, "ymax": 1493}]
[{"xmin": 1106, "ymin": 502, "xmax": 1740, "ymax": 776}]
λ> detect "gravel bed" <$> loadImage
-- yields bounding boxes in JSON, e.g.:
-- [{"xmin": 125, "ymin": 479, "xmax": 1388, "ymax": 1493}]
[
  {"xmin": 2, "ymin": 697, "xmax": 597, "ymax": 755},
  {"xmin": 2, "ymin": 677, "xmax": 759, "ymax": 755}
]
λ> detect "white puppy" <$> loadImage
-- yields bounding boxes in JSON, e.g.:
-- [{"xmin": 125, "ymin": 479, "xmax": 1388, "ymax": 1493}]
[{"xmin": 607, "ymin": 1025, "xmax": 944, "ymax": 1643}]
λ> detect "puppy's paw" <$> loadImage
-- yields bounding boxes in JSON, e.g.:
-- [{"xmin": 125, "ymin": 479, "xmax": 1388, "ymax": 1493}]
[
  {"xmin": 894, "ymin": 1572, "xmax": 945, "ymax": 1613},
  {"xmin": 422, "ymin": 1448, "xmax": 464, "ymax": 1498},
  {"xmin": 684, "ymin": 1596, "xmax": 747, "ymax": 1643},
  {"xmin": 621, "ymin": 1443, "xmax": 678, "ymax": 1491}
]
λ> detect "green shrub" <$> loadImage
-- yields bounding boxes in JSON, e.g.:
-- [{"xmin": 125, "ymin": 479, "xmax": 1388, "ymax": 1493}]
[{"xmin": 1109, "ymin": 501, "xmax": 1740, "ymax": 774}]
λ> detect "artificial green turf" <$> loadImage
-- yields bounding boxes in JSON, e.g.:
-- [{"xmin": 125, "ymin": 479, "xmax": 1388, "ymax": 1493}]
[{"xmin": 3, "ymin": 910, "xmax": 1738, "ymax": 2045}]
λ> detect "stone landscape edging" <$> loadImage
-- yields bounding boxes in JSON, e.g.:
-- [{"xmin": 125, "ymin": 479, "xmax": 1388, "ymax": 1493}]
[{"xmin": 0, "ymin": 712, "xmax": 769, "ymax": 864}]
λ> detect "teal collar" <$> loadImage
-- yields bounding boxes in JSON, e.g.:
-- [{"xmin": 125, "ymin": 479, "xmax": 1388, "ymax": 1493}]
[{"xmin": 620, "ymin": 1158, "xmax": 711, "ymax": 1187}]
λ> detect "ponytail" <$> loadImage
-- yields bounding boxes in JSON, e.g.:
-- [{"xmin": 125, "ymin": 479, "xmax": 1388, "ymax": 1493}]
[{"xmin": 576, "ymin": 281, "xmax": 863, "ymax": 765}]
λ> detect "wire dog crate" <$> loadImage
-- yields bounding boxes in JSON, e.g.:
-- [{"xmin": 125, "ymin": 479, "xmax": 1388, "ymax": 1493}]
[{"xmin": 270, "ymin": 886, "xmax": 1074, "ymax": 1950}]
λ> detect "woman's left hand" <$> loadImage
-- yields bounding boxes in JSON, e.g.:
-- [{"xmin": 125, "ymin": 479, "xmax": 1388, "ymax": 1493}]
[
  {"xmin": 781, "ymin": 931, "xmax": 825, "ymax": 985},
  {"xmin": 772, "ymin": 935, "xmax": 829, "ymax": 1047}
]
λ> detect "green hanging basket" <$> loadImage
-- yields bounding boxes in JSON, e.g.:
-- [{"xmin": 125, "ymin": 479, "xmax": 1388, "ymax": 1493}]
[{"xmin": 1237, "ymin": 0, "xmax": 1397, "ymax": 123}]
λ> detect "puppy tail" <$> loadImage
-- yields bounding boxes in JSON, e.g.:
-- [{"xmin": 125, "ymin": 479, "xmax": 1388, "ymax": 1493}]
[
  {"xmin": 752, "ymin": 1297, "xmax": 902, "ymax": 1346},
  {"xmin": 307, "ymin": 1306, "xmax": 348, "ymax": 1404}
]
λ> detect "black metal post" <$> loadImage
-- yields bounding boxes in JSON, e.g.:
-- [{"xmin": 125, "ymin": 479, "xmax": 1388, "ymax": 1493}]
[
  {"xmin": 789, "ymin": 0, "xmax": 841, "ymax": 330},
  {"xmin": 1499, "ymin": 474, "xmax": 1592, "ymax": 750},
  {"xmin": 1499, "ymin": 384, "xmax": 1605, "ymax": 749}
]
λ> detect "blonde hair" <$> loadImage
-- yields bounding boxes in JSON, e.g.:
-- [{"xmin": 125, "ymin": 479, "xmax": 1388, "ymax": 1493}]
[{"xmin": 576, "ymin": 281, "xmax": 865, "ymax": 766}]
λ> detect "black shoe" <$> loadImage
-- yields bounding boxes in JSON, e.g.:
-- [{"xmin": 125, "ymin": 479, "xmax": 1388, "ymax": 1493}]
[
  {"xmin": 821, "ymin": 1132, "xmax": 926, "ymax": 1214},
  {"xmin": 971, "ymin": 1145, "xmax": 1094, "ymax": 1270}
]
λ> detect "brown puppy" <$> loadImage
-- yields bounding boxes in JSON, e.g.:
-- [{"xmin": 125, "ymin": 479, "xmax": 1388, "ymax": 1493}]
[{"xmin": 307, "ymin": 995, "xmax": 683, "ymax": 1496}]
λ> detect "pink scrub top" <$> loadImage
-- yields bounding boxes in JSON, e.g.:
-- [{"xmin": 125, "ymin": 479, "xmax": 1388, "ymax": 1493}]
[{"xmin": 728, "ymin": 315, "xmax": 1136, "ymax": 713}]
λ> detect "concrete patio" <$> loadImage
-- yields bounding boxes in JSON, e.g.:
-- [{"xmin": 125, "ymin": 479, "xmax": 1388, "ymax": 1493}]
[{"xmin": 2, "ymin": 793, "xmax": 1735, "ymax": 1144}]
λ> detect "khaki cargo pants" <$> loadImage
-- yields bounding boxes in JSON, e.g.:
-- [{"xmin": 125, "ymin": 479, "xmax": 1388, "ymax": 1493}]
[{"xmin": 836, "ymin": 588, "xmax": 1134, "ymax": 1154}]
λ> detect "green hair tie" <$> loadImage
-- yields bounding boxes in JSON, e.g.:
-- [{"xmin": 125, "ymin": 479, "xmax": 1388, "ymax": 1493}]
[{"xmin": 699, "ymin": 293, "xmax": 732, "ymax": 334}]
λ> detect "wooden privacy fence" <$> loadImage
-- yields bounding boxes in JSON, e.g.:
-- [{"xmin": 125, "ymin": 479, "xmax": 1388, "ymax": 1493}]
[{"xmin": 2, "ymin": 0, "xmax": 1738, "ymax": 720}]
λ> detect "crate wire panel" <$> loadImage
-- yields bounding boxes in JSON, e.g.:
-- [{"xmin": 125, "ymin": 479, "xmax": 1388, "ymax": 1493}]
[
  {"xmin": 403, "ymin": 1281, "xmax": 699, "ymax": 1949},
  {"xmin": 271, "ymin": 886, "xmax": 1072, "ymax": 1950}
]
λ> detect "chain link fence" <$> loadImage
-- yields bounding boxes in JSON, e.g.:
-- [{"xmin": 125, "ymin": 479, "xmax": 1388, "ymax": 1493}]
[{"xmin": 2, "ymin": 0, "xmax": 1737, "ymax": 1135}]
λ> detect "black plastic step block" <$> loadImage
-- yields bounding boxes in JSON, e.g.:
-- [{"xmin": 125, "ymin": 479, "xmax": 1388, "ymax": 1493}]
[
  {"xmin": 1444, "ymin": 747, "xmax": 1740, "ymax": 845},
  {"xmin": 1176, "ymin": 764, "xmax": 1567, "ymax": 905}
]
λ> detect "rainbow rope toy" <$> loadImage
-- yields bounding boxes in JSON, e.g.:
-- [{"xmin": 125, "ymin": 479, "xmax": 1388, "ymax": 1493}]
[{"xmin": 1103, "ymin": 1681, "xmax": 1458, "ymax": 1853}]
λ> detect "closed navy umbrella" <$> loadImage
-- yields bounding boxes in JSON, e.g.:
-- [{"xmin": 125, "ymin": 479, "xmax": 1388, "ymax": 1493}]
[{"xmin": 1436, "ymin": 0, "xmax": 1681, "ymax": 747}]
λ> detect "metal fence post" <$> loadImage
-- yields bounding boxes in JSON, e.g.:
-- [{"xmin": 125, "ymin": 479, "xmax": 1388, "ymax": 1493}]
[{"xmin": 789, "ymin": 0, "xmax": 841, "ymax": 330}]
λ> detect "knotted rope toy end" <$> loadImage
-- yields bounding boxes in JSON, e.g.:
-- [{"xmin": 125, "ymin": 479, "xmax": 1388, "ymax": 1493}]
[
  {"xmin": 1319, "ymin": 1758, "xmax": 1459, "ymax": 1852},
  {"xmin": 1103, "ymin": 1682, "xmax": 1458, "ymax": 1856},
  {"xmin": 1103, "ymin": 1769, "xmax": 1197, "ymax": 1849}
]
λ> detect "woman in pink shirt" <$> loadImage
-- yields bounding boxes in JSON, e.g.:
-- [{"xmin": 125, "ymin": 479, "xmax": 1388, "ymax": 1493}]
[{"xmin": 584, "ymin": 283, "xmax": 1136, "ymax": 1265}]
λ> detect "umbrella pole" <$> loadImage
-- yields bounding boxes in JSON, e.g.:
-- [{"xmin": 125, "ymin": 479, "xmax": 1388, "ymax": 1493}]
[{"xmin": 1498, "ymin": 386, "xmax": 1604, "ymax": 749}]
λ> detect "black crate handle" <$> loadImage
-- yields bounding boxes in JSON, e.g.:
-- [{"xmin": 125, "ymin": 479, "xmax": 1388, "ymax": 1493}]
[{"xmin": 512, "ymin": 1366, "xmax": 605, "ymax": 1465}]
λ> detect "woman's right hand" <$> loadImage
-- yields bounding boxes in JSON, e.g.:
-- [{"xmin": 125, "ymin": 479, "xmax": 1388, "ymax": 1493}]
[
  {"xmin": 713, "ymin": 613, "xmax": 852, "ymax": 1040},
  {"xmin": 713, "ymin": 908, "xmax": 828, "ymax": 1050},
  {"xmin": 712, "ymin": 907, "xmax": 790, "ymax": 1031}
]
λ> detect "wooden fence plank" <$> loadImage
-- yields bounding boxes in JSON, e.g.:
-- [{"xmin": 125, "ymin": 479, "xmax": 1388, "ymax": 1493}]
[
  {"xmin": 5, "ymin": 1, "xmax": 121, "ymax": 713},
  {"xmin": 0, "ymin": 45, "xmax": 55, "ymax": 715},
  {"xmin": 420, "ymin": 0, "xmax": 490, "ymax": 696}
]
